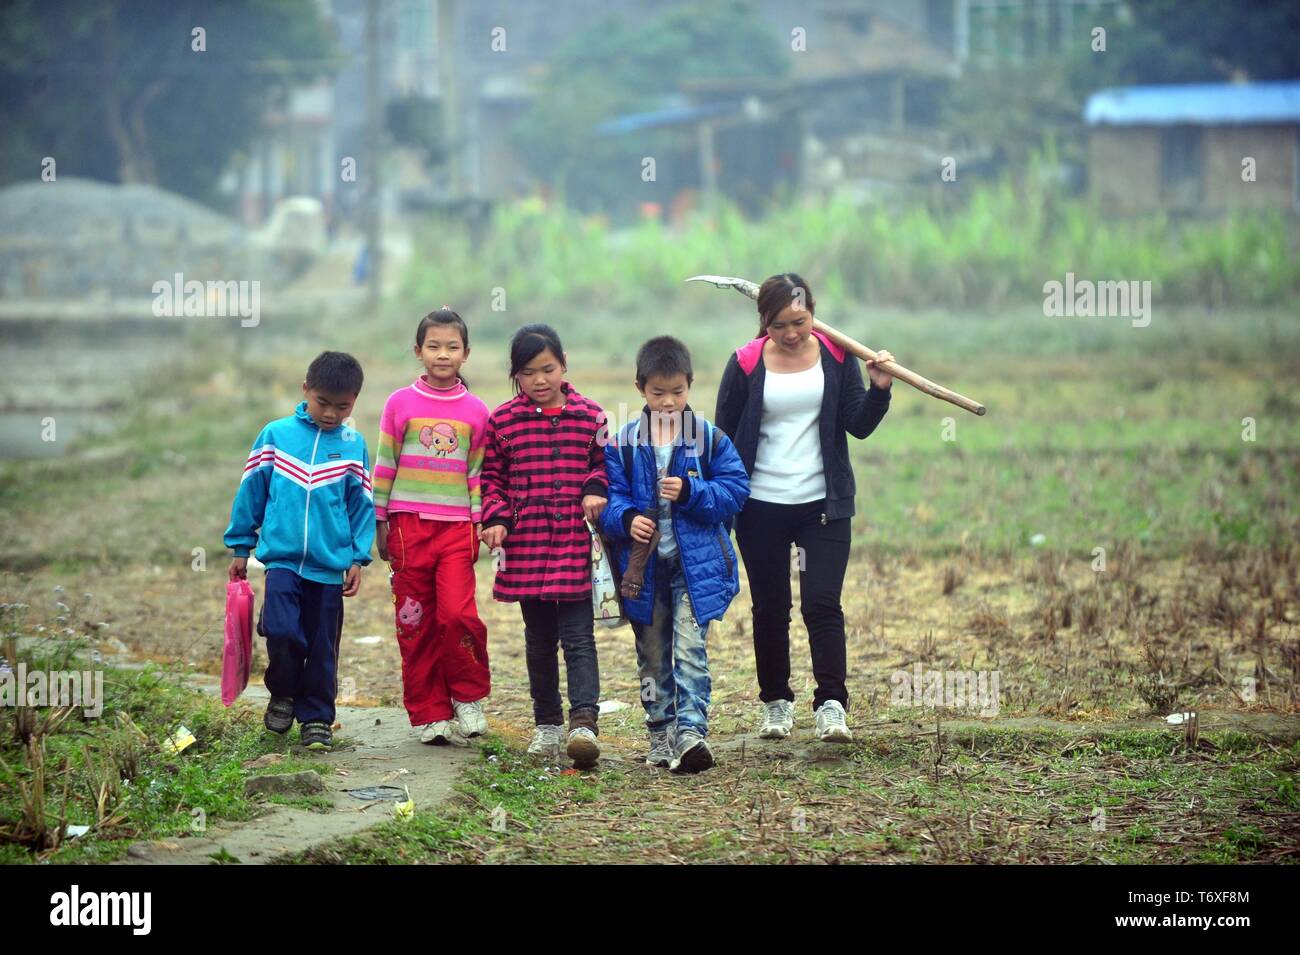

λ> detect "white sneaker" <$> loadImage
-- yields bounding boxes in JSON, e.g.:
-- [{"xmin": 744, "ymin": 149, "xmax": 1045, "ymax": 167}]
[
  {"xmin": 758, "ymin": 699, "xmax": 795, "ymax": 739},
  {"xmin": 452, "ymin": 698, "xmax": 488, "ymax": 737},
  {"xmin": 421, "ymin": 720, "xmax": 469, "ymax": 746},
  {"xmin": 527, "ymin": 723, "xmax": 565, "ymax": 759},
  {"xmin": 566, "ymin": 727, "xmax": 600, "ymax": 769},
  {"xmin": 645, "ymin": 728, "xmax": 673, "ymax": 767},
  {"xmin": 814, "ymin": 700, "xmax": 853, "ymax": 742}
]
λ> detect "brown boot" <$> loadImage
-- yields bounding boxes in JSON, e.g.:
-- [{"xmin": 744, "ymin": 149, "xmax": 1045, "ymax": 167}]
[
  {"xmin": 567, "ymin": 709, "xmax": 600, "ymax": 769},
  {"xmin": 620, "ymin": 506, "xmax": 660, "ymax": 600}
]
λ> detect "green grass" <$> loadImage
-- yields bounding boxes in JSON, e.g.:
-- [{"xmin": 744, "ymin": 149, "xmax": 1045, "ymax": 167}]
[
  {"xmin": 280, "ymin": 736, "xmax": 605, "ymax": 864},
  {"xmin": 287, "ymin": 730, "xmax": 1299, "ymax": 864},
  {"xmin": 0, "ymin": 637, "xmax": 322, "ymax": 863},
  {"xmin": 402, "ymin": 182, "xmax": 1300, "ymax": 312}
]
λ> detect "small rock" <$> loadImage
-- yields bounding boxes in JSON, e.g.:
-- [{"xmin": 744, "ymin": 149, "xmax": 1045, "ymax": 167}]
[{"xmin": 245, "ymin": 771, "xmax": 325, "ymax": 798}]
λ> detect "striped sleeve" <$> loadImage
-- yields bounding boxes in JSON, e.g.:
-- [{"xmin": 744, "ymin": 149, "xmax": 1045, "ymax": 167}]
[
  {"xmin": 346, "ymin": 441, "xmax": 376, "ymax": 565},
  {"xmin": 224, "ymin": 426, "xmax": 273, "ymax": 556},
  {"xmin": 372, "ymin": 395, "xmax": 402, "ymax": 520},
  {"xmin": 479, "ymin": 410, "xmax": 512, "ymax": 530},
  {"xmin": 466, "ymin": 401, "xmax": 487, "ymax": 524},
  {"xmin": 582, "ymin": 401, "xmax": 610, "ymax": 497}
]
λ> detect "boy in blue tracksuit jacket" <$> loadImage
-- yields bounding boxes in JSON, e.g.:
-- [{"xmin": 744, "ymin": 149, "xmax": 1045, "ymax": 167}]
[
  {"xmin": 224, "ymin": 351, "xmax": 374, "ymax": 750},
  {"xmin": 601, "ymin": 337, "xmax": 749, "ymax": 774}
]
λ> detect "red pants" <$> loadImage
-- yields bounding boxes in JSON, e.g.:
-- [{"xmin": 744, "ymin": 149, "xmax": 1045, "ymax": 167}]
[{"xmin": 389, "ymin": 513, "xmax": 490, "ymax": 725}]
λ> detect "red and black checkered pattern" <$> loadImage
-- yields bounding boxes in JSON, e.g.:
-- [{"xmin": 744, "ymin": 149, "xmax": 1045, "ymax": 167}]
[{"xmin": 480, "ymin": 382, "xmax": 609, "ymax": 602}]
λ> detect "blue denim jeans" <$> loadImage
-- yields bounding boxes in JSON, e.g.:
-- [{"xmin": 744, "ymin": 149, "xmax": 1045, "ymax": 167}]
[{"xmin": 632, "ymin": 553, "xmax": 711, "ymax": 736}]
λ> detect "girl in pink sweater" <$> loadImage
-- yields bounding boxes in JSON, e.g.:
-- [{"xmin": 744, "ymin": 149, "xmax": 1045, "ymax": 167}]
[{"xmin": 374, "ymin": 308, "xmax": 491, "ymax": 744}]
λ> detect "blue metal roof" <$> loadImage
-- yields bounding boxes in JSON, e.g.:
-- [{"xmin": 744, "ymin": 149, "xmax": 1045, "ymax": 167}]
[
  {"xmin": 1084, "ymin": 81, "xmax": 1300, "ymax": 126},
  {"xmin": 595, "ymin": 102, "xmax": 734, "ymax": 136}
]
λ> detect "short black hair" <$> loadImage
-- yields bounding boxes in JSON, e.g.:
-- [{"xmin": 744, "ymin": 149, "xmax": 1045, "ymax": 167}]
[
  {"xmin": 305, "ymin": 351, "xmax": 364, "ymax": 396},
  {"xmin": 635, "ymin": 336, "xmax": 693, "ymax": 387}
]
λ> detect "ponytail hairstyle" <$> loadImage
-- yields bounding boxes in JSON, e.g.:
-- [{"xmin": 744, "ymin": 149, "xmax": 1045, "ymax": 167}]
[
  {"xmin": 416, "ymin": 306, "xmax": 470, "ymax": 388},
  {"xmin": 507, "ymin": 323, "xmax": 567, "ymax": 396},
  {"xmin": 755, "ymin": 273, "xmax": 815, "ymax": 338}
]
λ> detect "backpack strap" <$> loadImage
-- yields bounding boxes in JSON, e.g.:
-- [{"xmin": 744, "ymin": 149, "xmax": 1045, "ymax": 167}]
[
  {"xmin": 700, "ymin": 419, "xmax": 722, "ymax": 480},
  {"xmin": 618, "ymin": 421, "xmax": 639, "ymax": 483}
]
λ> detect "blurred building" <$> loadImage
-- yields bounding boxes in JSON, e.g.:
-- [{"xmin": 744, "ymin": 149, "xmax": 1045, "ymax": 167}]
[
  {"xmin": 227, "ymin": 0, "xmax": 1139, "ymax": 223},
  {"xmin": 1085, "ymin": 81, "xmax": 1300, "ymax": 214},
  {"xmin": 228, "ymin": 0, "xmax": 654, "ymax": 227},
  {"xmin": 593, "ymin": 0, "xmax": 1125, "ymax": 211},
  {"xmin": 951, "ymin": 0, "xmax": 1126, "ymax": 63}
]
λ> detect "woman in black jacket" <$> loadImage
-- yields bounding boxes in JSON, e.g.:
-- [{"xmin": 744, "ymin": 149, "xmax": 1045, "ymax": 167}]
[{"xmin": 714, "ymin": 273, "xmax": 894, "ymax": 743}]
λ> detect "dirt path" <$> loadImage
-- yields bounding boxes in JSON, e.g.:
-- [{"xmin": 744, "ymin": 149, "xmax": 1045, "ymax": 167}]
[{"xmin": 119, "ymin": 681, "xmax": 478, "ymax": 866}]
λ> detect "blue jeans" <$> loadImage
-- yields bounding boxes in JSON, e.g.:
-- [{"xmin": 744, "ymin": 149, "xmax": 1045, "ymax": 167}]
[{"xmin": 632, "ymin": 553, "xmax": 711, "ymax": 736}]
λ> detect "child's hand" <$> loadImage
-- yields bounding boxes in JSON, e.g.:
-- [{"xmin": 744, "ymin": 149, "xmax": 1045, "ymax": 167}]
[
  {"xmin": 630, "ymin": 515, "xmax": 656, "ymax": 544},
  {"xmin": 866, "ymin": 349, "xmax": 895, "ymax": 389},
  {"xmin": 343, "ymin": 564, "xmax": 362, "ymax": 597},
  {"xmin": 582, "ymin": 494, "xmax": 607, "ymax": 523},
  {"xmin": 480, "ymin": 524, "xmax": 507, "ymax": 550},
  {"xmin": 658, "ymin": 476, "xmax": 683, "ymax": 502},
  {"xmin": 229, "ymin": 557, "xmax": 248, "ymax": 581},
  {"xmin": 376, "ymin": 521, "xmax": 389, "ymax": 561}
]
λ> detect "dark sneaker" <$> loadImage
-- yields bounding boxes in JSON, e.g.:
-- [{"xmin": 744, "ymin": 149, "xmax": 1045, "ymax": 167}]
[
  {"xmin": 299, "ymin": 721, "xmax": 332, "ymax": 750},
  {"xmin": 264, "ymin": 696, "xmax": 294, "ymax": 734},
  {"xmin": 670, "ymin": 729, "xmax": 714, "ymax": 774}
]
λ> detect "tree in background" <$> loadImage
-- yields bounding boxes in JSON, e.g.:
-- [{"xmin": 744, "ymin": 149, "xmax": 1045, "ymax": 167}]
[
  {"xmin": 0, "ymin": 0, "xmax": 336, "ymax": 204},
  {"xmin": 945, "ymin": 0, "xmax": 1300, "ymax": 181},
  {"xmin": 508, "ymin": 0, "xmax": 788, "ymax": 215}
]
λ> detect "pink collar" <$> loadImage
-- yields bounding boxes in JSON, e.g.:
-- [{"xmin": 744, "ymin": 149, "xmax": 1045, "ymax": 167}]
[
  {"xmin": 411, "ymin": 376, "xmax": 466, "ymax": 399},
  {"xmin": 735, "ymin": 328, "xmax": 844, "ymax": 375}
]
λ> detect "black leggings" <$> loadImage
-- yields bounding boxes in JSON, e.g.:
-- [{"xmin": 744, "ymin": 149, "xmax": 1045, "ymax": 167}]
[{"xmin": 734, "ymin": 497, "xmax": 852, "ymax": 711}]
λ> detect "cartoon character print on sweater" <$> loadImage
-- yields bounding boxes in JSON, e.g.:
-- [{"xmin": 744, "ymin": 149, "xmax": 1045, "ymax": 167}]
[{"xmin": 418, "ymin": 422, "xmax": 460, "ymax": 458}]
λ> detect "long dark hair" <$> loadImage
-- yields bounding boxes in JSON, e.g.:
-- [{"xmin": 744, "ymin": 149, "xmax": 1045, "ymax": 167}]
[
  {"xmin": 416, "ymin": 307, "xmax": 470, "ymax": 388},
  {"xmin": 507, "ymin": 324, "xmax": 566, "ymax": 395},
  {"xmin": 756, "ymin": 273, "xmax": 815, "ymax": 337}
]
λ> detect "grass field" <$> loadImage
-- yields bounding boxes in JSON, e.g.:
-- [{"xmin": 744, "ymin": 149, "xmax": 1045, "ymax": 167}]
[{"xmin": 1, "ymin": 295, "xmax": 1297, "ymax": 862}]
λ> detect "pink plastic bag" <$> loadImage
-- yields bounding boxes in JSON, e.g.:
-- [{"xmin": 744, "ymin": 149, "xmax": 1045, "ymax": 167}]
[{"xmin": 221, "ymin": 579, "xmax": 254, "ymax": 706}]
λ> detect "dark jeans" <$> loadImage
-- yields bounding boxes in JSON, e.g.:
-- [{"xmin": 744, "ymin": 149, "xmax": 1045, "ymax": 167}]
[
  {"xmin": 259, "ymin": 568, "xmax": 344, "ymax": 724},
  {"xmin": 519, "ymin": 598, "xmax": 600, "ymax": 732},
  {"xmin": 734, "ymin": 497, "xmax": 852, "ymax": 711}
]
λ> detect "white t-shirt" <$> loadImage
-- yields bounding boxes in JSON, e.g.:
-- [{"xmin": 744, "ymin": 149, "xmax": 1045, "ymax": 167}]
[
  {"xmin": 653, "ymin": 442, "xmax": 678, "ymax": 558},
  {"xmin": 749, "ymin": 358, "xmax": 826, "ymax": 504}
]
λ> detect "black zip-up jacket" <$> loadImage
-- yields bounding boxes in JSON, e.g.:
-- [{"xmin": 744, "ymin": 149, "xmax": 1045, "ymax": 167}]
[{"xmin": 714, "ymin": 330, "xmax": 891, "ymax": 521}]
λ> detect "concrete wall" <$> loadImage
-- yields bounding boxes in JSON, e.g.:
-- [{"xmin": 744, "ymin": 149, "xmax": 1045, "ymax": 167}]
[
  {"xmin": 1087, "ymin": 127, "xmax": 1160, "ymax": 211},
  {"xmin": 1089, "ymin": 124, "xmax": 1298, "ymax": 213},
  {"xmin": 1204, "ymin": 125, "xmax": 1297, "ymax": 211}
]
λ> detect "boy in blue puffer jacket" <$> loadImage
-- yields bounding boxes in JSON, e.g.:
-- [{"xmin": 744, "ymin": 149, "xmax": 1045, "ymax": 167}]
[
  {"xmin": 602, "ymin": 337, "xmax": 749, "ymax": 773},
  {"xmin": 225, "ymin": 351, "xmax": 374, "ymax": 750}
]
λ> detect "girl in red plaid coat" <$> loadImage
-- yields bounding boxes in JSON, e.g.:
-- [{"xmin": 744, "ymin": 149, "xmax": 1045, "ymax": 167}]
[{"xmin": 479, "ymin": 324, "xmax": 609, "ymax": 768}]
